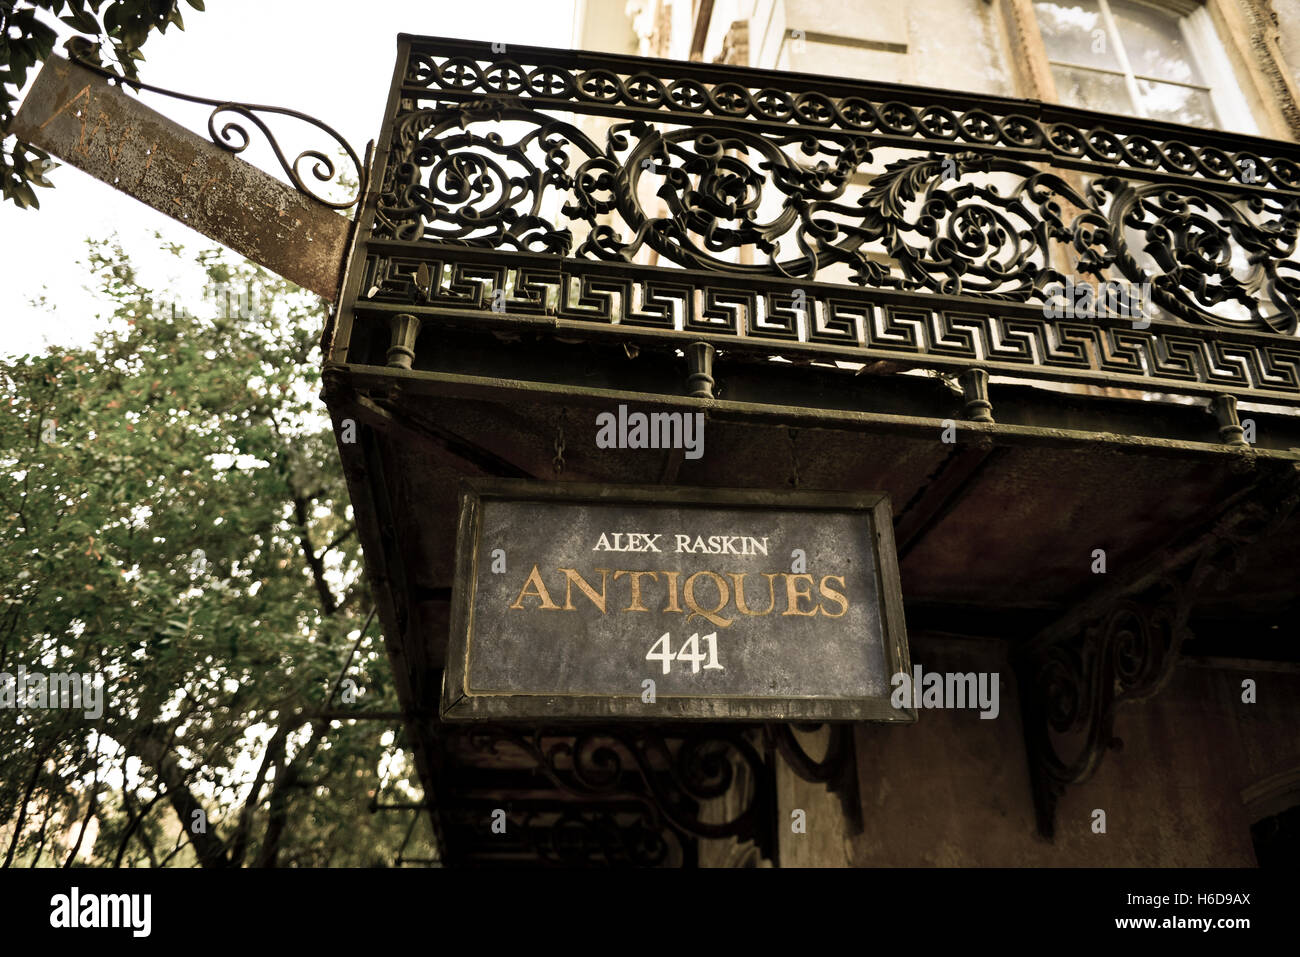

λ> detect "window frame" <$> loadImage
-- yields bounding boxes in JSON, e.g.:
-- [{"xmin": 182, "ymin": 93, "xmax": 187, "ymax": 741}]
[{"xmin": 1028, "ymin": 0, "xmax": 1258, "ymax": 133}]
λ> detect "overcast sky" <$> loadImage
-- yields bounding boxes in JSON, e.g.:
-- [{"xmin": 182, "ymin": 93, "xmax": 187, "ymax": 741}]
[{"xmin": 0, "ymin": 0, "xmax": 580, "ymax": 356}]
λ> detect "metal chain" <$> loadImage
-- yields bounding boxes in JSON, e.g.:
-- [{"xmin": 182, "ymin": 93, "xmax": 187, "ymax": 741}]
[{"xmin": 553, "ymin": 408, "xmax": 567, "ymax": 475}]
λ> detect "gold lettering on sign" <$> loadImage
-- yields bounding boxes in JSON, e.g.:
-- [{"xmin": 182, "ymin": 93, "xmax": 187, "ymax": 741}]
[
  {"xmin": 612, "ymin": 570, "xmax": 659, "ymax": 612},
  {"xmin": 35, "ymin": 86, "xmax": 115, "ymax": 161},
  {"xmin": 34, "ymin": 84, "xmax": 132, "ymax": 169},
  {"xmin": 782, "ymin": 574, "xmax": 820, "ymax": 617},
  {"xmin": 661, "ymin": 570, "xmax": 682, "ymax": 613},
  {"xmin": 560, "ymin": 567, "xmax": 609, "ymax": 613},
  {"xmin": 505, "ymin": 565, "xmax": 853, "ymax": 626},
  {"xmin": 177, "ymin": 158, "xmax": 219, "ymax": 205},
  {"xmin": 509, "ymin": 564, "xmax": 560, "ymax": 610},
  {"xmin": 729, "ymin": 572, "xmax": 779, "ymax": 616},
  {"xmin": 684, "ymin": 571, "xmax": 733, "ymax": 628},
  {"xmin": 78, "ymin": 111, "xmax": 110, "ymax": 155},
  {"xmin": 818, "ymin": 575, "xmax": 849, "ymax": 618},
  {"xmin": 136, "ymin": 141, "xmax": 159, "ymax": 190},
  {"xmin": 37, "ymin": 83, "xmax": 91, "ymax": 132},
  {"xmin": 106, "ymin": 124, "xmax": 132, "ymax": 164}
]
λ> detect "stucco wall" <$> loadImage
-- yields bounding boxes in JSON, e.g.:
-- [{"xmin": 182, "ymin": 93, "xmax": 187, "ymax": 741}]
[
  {"xmin": 1268, "ymin": 0, "xmax": 1300, "ymax": 94},
  {"xmin": 775, "ymin": 635, "xmax": 1300, "ymax": 866},
  {"xmin": 766, "ymin": 0, "xmax": 1011, "ymax": 94}
]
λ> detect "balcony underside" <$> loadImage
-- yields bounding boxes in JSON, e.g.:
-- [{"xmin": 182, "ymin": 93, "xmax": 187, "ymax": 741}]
[
  {"xmin": 325, "ymin": 34, "xmax": 1300, "ymax": 865},
  {"xmin": 323, "ymin": 328, "xmax": 1300, "ymax": 864},
  {"xmin": 326, "ymin": 328, "xmax": 1300, "ymax": 644}
]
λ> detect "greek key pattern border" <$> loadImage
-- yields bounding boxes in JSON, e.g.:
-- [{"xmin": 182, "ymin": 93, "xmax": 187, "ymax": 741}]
[{"xmin": 356, "ymin": 251, "xmax": 1300, "ymax": 402}]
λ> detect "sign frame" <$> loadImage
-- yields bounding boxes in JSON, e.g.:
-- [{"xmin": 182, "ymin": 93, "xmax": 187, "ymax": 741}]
[{"xmin": 440, "ymin": 479, "xmax": 914, "ymax": 723}]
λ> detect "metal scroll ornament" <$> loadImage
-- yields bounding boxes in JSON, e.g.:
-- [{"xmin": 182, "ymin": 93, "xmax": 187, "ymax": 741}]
[
  {"xmin": 68, "ymin": 52, "xmax": 363, "ymax": 209},
  {"xmin": 375, "ymin": 97, "xmax": 1300, "ymax": 333},
  {"xmin": 1017, "ymin": 463, "xmax": 1300, "ymax": 838},
  {"xmin": 448, "ymin": 724, "xmax": 773, "ymax": 858}
]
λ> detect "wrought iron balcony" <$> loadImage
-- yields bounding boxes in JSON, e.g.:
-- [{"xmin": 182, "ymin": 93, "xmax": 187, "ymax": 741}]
[
  {"xmin": 321, "ymin": 36, "xmax": 1300, "ymax": 866},
  {"xmin": 330, "ymin": 33, "xmax": 1300, "ymax": 414}
]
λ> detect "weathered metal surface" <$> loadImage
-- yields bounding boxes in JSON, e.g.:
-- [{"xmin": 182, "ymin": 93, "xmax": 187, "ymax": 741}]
[
  {"xmin": 12, "ymin": 56, "xmax": 349, "ymax": 300},
  {"xmin": 62, "ymin": 53, "xmax": 363, "ymax": 211},
  {"xmin": 440, "ymin": 480, "xmax": 913, "ymax": 721}
]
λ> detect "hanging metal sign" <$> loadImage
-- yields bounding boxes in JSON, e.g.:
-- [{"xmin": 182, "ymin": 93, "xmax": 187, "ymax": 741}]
[
  {"xmin": 11, "ymin": 56, "xmax": 350, "ymax": 299},
  {"xmin": 442, "ymin": 480, "xmax": 913, "ymax": 722}
]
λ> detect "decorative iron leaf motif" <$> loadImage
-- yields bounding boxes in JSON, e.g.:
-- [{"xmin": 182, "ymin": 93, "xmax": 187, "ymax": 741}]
[
  {"xmin": 403, "ymin": 46, "xmax": 1300, "ymax": 191},
  {"xmin": 375, "ymin": 102, "xmax": 1300, "ymax": 335},
  {"xmin": 376, "ymin": 103, "xmax": 577, "ymax": 254},
  {"xmin": 1096, "ymin": 177, "xmax": 1300, "ymax": 334}
]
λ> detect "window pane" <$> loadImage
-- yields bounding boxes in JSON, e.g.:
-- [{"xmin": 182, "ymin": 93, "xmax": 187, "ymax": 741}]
[
  {"xmin": 1051, "ymin": 64, "xmax": 1135, "ymax": 115},
  {"xmin": 1110, "ymin": 0, "xmax": 1202, "ymax": 84},
  {"xmin": 1034, "ymin": 1, "xmax": 1120, "ymax": 69},
  {"xmin": 1137, "ymin": 78, "xmax": 1218, "ymax": 127}
]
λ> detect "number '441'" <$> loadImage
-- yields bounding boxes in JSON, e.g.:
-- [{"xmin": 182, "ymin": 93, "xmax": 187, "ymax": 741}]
[{"xmin": 646, "ymin": 632, "xmax": 723, "ymax": 675}]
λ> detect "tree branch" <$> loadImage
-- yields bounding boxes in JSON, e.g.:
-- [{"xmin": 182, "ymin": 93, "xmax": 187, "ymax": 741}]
[
  {"xmin": 63, "ymin": 731, "xmax": 100, "ymax": 867},
  {"xmin": 3, "ymin": 742, "xmax": 51, "ymax": 868},
  {"xmin": 254, "ymin": 723, "xmax": 323, "ymax": 867},
  {"xmin": 315, "ymin": 523, "xmax": 356, "ymax": 561},
  {"xmin": 114, "ymin": 788, "xmax": 166, "ymax": 868},
  {"xmin": 291, "ymin": 491, "xmax": 338, "ymax": 616},
  {"xmin": 112, "ymin": 721, "xmax": 229, "ymax": 868},
  {"xmin": 229, "ymin": 720, "xmax": 293, "ymax": 867}
]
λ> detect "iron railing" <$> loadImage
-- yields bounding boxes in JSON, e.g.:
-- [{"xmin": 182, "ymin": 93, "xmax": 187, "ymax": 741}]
[{"xmin": 334, "ymin": 35, "xmax": 1300, "ymax": 409}]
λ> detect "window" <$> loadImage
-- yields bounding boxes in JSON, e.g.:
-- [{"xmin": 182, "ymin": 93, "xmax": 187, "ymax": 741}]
[{"xmin": 1033, "ymin": 0, "xmax": 1221, "ymax": 127}]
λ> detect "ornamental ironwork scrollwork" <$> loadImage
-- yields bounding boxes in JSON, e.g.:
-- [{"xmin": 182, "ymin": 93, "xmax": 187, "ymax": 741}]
[
  {"xmin": 1019, "ymin": 591, "xmax": 1189, "ymax": 839},
  {"xmin": 375, "ymin": 100, "xmax": 574, "ymax": 251},
  {"xmin": 444, "ymin": 804, "xmax": 676, "ymax": 867},
  {"xmin": 374, "ymin": 99, "xmax": 1300, "ymax": 335},
  {"xmin": 69, "ymin": 52, "xmax": 363, "ymax": 209},
  {"xmin": 1092, "ymin": 177, "xmax": 1300, "ymax": 334},
  {"xmin": 345, "ymin": 39, "xmax": 1300, "ymax": 406},
  {"xmin": 1017, "ymin": 463, "xmax": 1300, "ymax": 838},
  {"xmin": 767, "ymin": 723, "xmax": 863, "ymax": 831},
  {"xmin": 400, "ymin": 43, "xmax": 1300, "ymax": 192},
  {"xmin": 447, "ymin": 724, "xmax": 773, "ymax": 853}
]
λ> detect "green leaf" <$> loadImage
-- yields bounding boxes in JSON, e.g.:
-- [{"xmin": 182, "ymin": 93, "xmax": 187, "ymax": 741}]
[
  {"xmin": 28, "ymin": 23, "xmax": 59, "ymax": 60},
  {"xmin": 12, "ymin": 181, "xmax": 39, "ymax": 208},
  {"xmin": 60, "ymin": 7, "xmax": 102, "ymax": 33}
]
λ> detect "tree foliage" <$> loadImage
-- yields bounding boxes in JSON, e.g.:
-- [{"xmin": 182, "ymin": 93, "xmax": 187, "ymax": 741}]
[
  {"xmin": 0, "ymin": 237, "xmax": 438, "ymax": 866},
  {"xmin": 2, "ymin": 0, "xmax": 204, "ymax": 208}
]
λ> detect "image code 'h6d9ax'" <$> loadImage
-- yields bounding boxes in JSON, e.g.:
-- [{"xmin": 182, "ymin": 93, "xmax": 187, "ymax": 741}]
[{"xmin": 441, "ymin": 481, "xmax": 913, "ymax": 722}]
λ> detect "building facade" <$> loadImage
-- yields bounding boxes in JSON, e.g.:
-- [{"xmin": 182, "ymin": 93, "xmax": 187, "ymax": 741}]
[{"xmin": 324, "ymin": 2, "xmax": 1300, "ymax": 866}]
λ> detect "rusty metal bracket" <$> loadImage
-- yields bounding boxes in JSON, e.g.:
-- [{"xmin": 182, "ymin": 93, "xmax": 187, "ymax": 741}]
[
  {"xmin": 1015, "ymin": 462, "xmax": 1300, "ymax": 838},
  {"xmin": 767, "ymin": 723, "xmax": 863, "ymax": 834}
]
